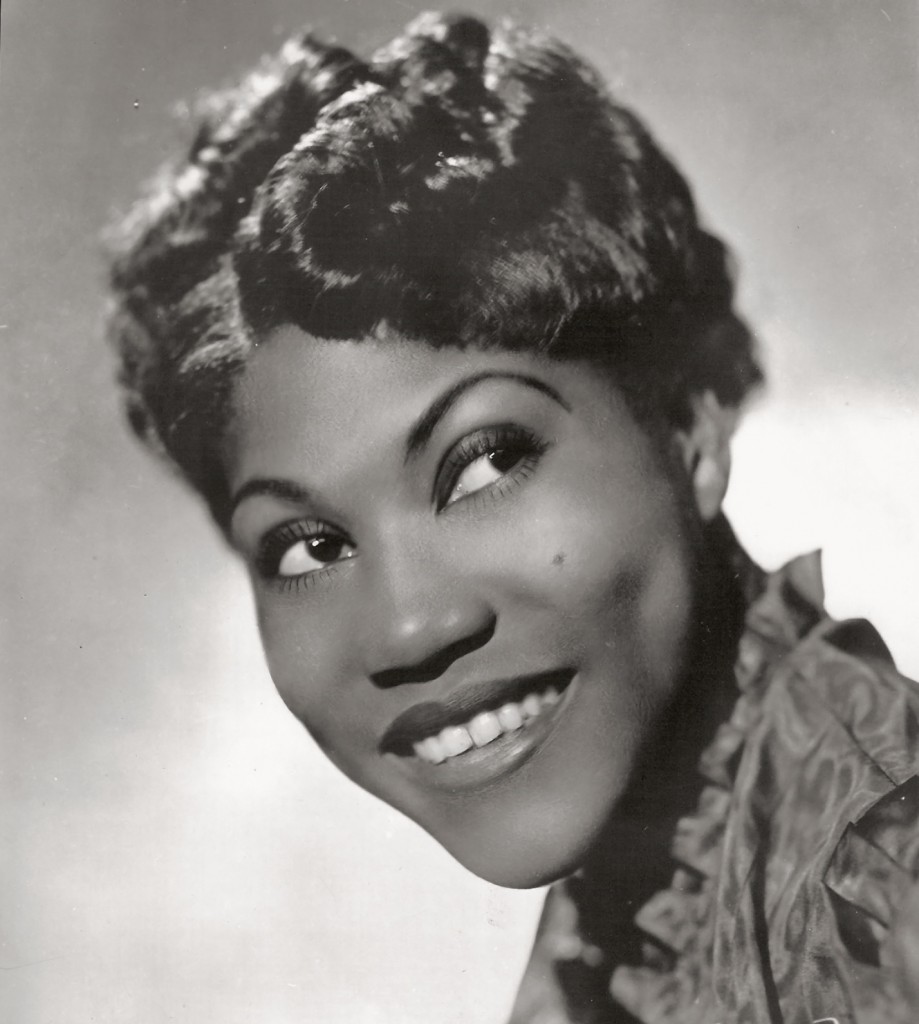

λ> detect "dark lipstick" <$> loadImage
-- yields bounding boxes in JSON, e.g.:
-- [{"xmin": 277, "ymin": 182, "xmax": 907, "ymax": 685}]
[{"xmin": 380, "ymin": 668, "xmax": 574, "ymax": 755}]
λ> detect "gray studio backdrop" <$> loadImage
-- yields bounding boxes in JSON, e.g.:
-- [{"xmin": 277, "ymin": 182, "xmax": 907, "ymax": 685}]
[{"xmin": 2, "ymin": 1, "xmax": 917, "ymax": 1022}]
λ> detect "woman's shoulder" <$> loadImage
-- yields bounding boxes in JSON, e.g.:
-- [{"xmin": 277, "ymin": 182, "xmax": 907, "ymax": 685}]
[
  {"xmin": 722, "ymin": 550, "xmax": 919, "ymax": 1018},
  {"xmin": 742, "ymin": 548, "xmax": 919, "ymax": 837},
  {"xmin": 507, "ymin": 549, "xmax": 919, "ymax": 1023},
  {"xmin": 732, "ymin": 545, "xmax": 919, "ymax": 779}
]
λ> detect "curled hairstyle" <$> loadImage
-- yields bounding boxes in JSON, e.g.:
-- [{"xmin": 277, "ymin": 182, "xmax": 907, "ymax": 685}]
[{"xmin": 107, "ymin": 12, "xmax": 762, "ymax": 529}]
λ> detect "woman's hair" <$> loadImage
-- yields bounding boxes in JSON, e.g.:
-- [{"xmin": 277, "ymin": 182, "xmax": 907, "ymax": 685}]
[{"xmin": 107, "ymin": 11, "xmax": 762, "ymax": 529}]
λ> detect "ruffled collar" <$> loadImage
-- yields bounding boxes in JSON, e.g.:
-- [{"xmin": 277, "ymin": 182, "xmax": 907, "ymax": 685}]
[{"xmin": 607, "ymin": 545, "xmax": 829, "ymax": 1019}]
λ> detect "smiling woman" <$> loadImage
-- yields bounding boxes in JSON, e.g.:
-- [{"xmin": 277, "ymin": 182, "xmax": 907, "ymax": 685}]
[
  {"xmin": 105, "ymin": 10, "xmax": 919, "ymax": 1022},
  {"xmin": 229, "ymin": 334, "xmax": 706, "ymax": 888}
]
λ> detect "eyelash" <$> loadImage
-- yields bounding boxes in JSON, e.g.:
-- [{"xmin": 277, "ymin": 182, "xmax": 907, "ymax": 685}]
[
  {"xmin": 255, "ymin": 519, "xmax": 351, "ymax": 594},
  {"xmin": 434, "ymin": 423, "xmax": 549, "ymax": 511},
  {"xmin": 255, "ymin": 424, "xmax": 549, "ymax": 591}
]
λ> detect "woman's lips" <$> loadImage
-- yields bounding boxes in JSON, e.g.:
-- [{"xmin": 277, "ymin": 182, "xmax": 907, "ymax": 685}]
[
  {"xmin": 413, "ymin": 687, "xmax": 561, "ymax": 763},
  {"xmin": 382, "ymin": 669, "xmax": 578, "ymax": 792},
  {"xmin": 379, "ymin": 668, "xmax": 574, "ymax": 758}
]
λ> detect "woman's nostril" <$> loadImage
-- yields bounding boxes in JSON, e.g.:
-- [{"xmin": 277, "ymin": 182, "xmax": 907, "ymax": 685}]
[{"xmin": 369, "ymin": 616, "xmax": 497, "ymax": 688}]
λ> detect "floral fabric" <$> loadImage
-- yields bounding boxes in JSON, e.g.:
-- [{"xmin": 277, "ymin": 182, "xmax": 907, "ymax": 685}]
[{"xmin": 508, "ymin": 552, "xmax": 919, "ymax": 1023}]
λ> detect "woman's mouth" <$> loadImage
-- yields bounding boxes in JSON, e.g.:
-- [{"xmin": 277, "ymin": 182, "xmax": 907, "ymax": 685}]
[
  {"xmin": 412, "ymin": 687, "xmax": 561, "ymax": 764},
  {"xmin": 380, "ymin": 669, "xmax": 576, "ymax": 788}
]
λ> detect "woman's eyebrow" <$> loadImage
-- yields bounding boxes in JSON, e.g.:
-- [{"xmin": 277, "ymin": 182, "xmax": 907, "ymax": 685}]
[
  {"xmin": 230, "ymin": 477, "xmax": 312, "ymax": 518},
  {"xmin": 404, "ymin": 371, "xmax": 571, "ymax": 461},
  {"xmin": 230, "ymin": 372, "xmax": 568, "ymax": 516}
]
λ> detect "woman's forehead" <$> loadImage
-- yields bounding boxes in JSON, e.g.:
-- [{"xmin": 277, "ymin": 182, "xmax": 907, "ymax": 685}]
[
  {"xmin": 226, "ymin": 326, "xmax": 620, "ymax": 484},
  {"xmin": 235, "ymin": 326, "xmax": 569, "ymax": 416}
]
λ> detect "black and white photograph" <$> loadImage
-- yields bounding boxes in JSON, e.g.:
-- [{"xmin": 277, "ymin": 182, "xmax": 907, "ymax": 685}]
[{"xmin": 3, "ymin": 1, "xmax": 918, "ymax": 1021}]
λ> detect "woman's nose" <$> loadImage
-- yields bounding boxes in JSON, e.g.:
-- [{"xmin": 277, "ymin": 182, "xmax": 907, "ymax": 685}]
[{"xmin": 358, "ymin": 554, "xmax": 497, "ymax": 688}]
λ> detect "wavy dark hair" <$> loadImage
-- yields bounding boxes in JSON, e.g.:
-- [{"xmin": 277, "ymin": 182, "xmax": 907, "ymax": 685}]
[{"xmin": 107, "ymin": 12, "xmax": 762, "ymax": 530}]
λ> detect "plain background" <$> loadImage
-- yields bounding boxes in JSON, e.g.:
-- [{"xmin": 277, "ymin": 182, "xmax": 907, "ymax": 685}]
[{"xmin": 2, "ymin": 1, "xmax": 917, "ymax": 1022}]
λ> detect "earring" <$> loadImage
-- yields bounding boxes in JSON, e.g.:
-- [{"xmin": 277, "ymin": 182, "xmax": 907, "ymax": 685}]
[{"xmin": 694, "ymin": 455, "xmax": 725, "ymax": 520}]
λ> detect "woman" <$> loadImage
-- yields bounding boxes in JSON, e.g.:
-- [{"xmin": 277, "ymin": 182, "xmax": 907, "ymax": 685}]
[{"xmin": 106, "ymin": 12, "xmax": 919, "ymax": 1021}]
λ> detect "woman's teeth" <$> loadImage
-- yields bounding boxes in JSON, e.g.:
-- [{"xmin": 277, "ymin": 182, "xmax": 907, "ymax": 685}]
[{"xmin": 412, "ymin": 687, "xmax": 561, "ymax": 764}]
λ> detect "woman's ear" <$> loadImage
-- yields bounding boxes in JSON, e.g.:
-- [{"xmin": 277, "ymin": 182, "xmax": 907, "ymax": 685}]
[{"xmin": 674, "ymin": 391, "xmax": 737, "ymax": 521}]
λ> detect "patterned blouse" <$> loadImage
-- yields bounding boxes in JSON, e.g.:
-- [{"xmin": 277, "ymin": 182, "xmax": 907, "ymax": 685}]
[{"xmin": 508, "ymin": 549, "xmax": 919, "ymax": 1023}]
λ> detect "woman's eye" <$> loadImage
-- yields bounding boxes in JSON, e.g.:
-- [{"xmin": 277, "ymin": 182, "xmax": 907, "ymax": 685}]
[
  {"xmin": 257, "ymin": 526, "xmax": 357, "ymax": 582},
  {"xmin": 277, "ymin": 534, "xmax": 355, "ymax": 576},
  {"xmin": 444, "ymin": 447, "xmax": 526, "ymax": 506}
]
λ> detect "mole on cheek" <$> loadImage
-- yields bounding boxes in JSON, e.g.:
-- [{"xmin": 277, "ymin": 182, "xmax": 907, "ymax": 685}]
[{"xmin": 552, "ymin": 551, "xmax": 566, "ymax": 566}]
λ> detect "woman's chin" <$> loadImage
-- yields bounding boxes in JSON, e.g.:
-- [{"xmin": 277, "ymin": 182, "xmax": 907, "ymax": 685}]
[
  {"xmin": 432, "ymin": 802, "xmax": 611, "ymax": 889},
  {"xmin": 470, "ymin": 854, "xmax": 585, "ymax": 890},
  {"xmin": 451, "ymin": 835, "xmax": 596, "ymax": 889},
  {"xmin": 402, "ymin": 716, "xmax": 641, "ymax": 888}
]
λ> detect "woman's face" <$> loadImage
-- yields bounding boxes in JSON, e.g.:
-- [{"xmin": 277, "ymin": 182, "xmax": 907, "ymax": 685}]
[{"xmin": 228, "ymin": 329, "xmax": 703, "ymax": 887}]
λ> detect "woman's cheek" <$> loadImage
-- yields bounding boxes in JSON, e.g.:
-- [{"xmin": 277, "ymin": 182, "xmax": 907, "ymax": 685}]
[
  {"xmin": 497, "ymin": 481, "xmax": 650, "ymax": 608},
  {"xmin": 257, "ymin": 599, "xmax": 348, "ymax": 748},
  {"xmin": 520, "ymin": 469, "xmax": 693, "ymax": 683}
]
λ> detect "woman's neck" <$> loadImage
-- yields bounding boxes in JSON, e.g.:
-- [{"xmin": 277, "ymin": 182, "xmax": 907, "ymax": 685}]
[
  {"xmin": 573, "ymin": 515, "xmax": 755, "ymax": 955},
  {"xmin": 619, "ymin": 516, "xmax": 752, "ymax": 816}
]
